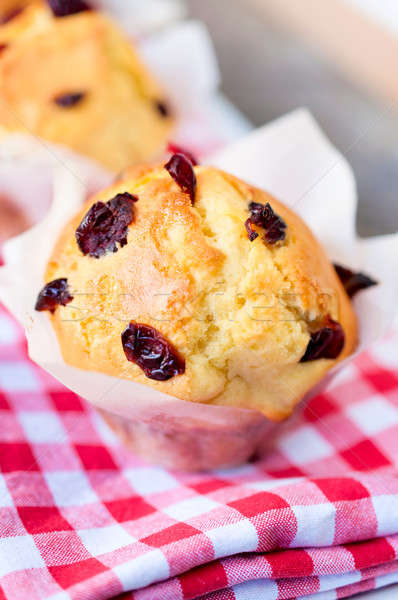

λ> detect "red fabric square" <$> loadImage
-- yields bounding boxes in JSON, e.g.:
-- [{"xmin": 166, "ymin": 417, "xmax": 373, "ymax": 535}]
[
  {"xmin": 341, "ymin": 440, "xmax": 391, "ymax": 471},
  {"xmin": 304, "ymin": 394, "xmax": 338, "ymax": 422},
  {"xmin": 105, "ymin": 497, "xmax": 155, "ymax": 522},
  {"xmin": 345, "ymin": 538, "xmax": 395, "ymax": 570},
  {"xmin": 180, "ymin": 561, "xmax": 228, "ymax": 599},
  {"xmin": 190, "ymin": 479, "xmax": 230, "ymax": 495},
  {"xmin": 314, "ymin": 477, "xmax": 370, "ymax": 502},
  {"xmin": 18, "ymin": 506, "xmax": 72, "ymax": 534},
  {"xmin": 338, "ymin": 579, "xmax": 375, "ymax": 598},
  {"xmin": 0, "ymin": 507, "xmax": 25, "ymax": 537},
  {"xmin": 365, "ymin": 369, "xmax": 398, "ymax": 394},
  {"xmin": 9, "ymin": 472, "xmax": 54, "ymax": 507},
  {"xmin": 49, "ymin": 558, "xmax": 106, "ymax": 589},
  {"xmin": 142, "ymin": 523, "xmax": 200, "ymax": 548},
  {"xmin": 267, "ymin": 548, "xmax": 314, "ymax": 578},
  {"xmin": 228, "ymin": 492, "xmax": 289, "ymax": 518},
  {"xmin": 279, "ymin": 574, "xmax": 320, "ymax": 599},
  {"xmin": 50, "ymin": 391, "xmax": 84, "ymax": 412},
  {"xmin": 267, "ymin": 466, "xmax": 304, "ymax": 478},
  {"xmin": 74, "ymin": 445, "xmax": 118, "ymax": 470},
  {"xmin": 0, "ymin": 442, "xmax": 39, "ymax": 472},
  {"xmin": 0, "ymin": 392, "xmax": 10, "ymax": 410}
]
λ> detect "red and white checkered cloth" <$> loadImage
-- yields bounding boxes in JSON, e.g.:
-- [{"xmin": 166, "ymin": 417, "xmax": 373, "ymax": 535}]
[{"xmin": 0, "ymin": 301, "xmax": 398, "ymax": 600}]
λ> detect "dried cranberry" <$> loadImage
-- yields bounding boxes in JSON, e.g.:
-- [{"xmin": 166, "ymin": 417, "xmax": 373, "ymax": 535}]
[
  {"xmin": 35, "ymin": 278, "xmax": 73, "ymax": 313},
  {"xmin": 334, "ymin": 264, "xmax": 377, "ymax": 298},
  {"xmin": 54, "ymin": 92, "xmax": 86, "ymax": 108},
  {"xmin": 122, "ymin": 323, "xmax": 185, "ymax": 381},
  {"xmin": 300, "ymin": 316, "xmax": 345, "ymax": 363},
  {"xmin": 167, "ymin": 143, "xmax": 198, "ymax": 166},
  {"xmin": 245, "ymin": 218, "xmax": 258, "ymax": 242},
  {"xmin": 0, "ymin": 44, "xmax": 8, "ymax": 54},
  {"xmin": 155, "ymin": 100, "xmax": 171, "ymax": 118},
  {"xmin": 75, "ymin": 192, "xmax": 137, "ymax": 258},
  {"xmin": 47, "ymin": 0, "xmax": 91, "ymax": 17},
  {"xmin": 1, "ymin": 7, "xmax": 23, "ymax": 24},
  {"xmin": 246, "ymin": 201, "xmax": 287, "ymax": 244},
  {"xmin": 165, "ymin": 153, "xmax": 197, "ymax": 205}
]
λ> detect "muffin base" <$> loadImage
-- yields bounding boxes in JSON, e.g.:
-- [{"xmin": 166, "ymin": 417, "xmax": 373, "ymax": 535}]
[{"xmin": 99, "ymin": 408, "xmax": 277, "ymax": 471}]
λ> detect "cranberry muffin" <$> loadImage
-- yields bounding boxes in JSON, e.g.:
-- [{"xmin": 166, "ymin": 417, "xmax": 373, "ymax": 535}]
[
  {"xmin": 1, "ymin": 1, "xmax": 34, "ymax": 22},
  {"xmin": 35, "ymin": 155, "xmax": 359, "ymax": 421},
  {"xmin": 0, "ymin": 0, "xmax": 174, "ymax": 171}
]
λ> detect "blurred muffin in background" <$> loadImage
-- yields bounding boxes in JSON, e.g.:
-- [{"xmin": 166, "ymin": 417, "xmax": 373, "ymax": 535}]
[
  {"xmin": 0, "ymin": 0, "xmax": 36, "ymax": 24},
  {"xmin": 0, "ymin": 0, "xmax": 174, "ymax": 171}
]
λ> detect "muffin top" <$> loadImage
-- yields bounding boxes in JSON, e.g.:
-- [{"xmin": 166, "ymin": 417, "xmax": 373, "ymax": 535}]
[
  {"xmin": 39, "ymin": 158, "xmax": 357, "ymax": 420},
  {"xmin": 0, "ymin": 1, "xmax": 34, "ymax": 22},
  {"xmin": 0, "ymin": 0, "xmax": 174, "ymax": 170}
]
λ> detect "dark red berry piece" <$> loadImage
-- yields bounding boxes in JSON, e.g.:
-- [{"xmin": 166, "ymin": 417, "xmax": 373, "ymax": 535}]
[
  {"xmin": 47, "ymin": 0, "xmax": 91, "ymax": 17},
  {"xmin": 122, "ymin": 323, "xmax": 185, "ymax": 381},
  {"xmin": 0, "ymin": 44, "xmax": 8, "ymax": 54},
  {"xmin": 245, "ymin": 218, "xmax": 258, "ymax": 242},
  {"xmin": 75, "ymin": 192, "xmax": 137, "ymax": 258},
  {"xmin": 300, "ymin": 316, "xmax": 345, "ymax": 363},
  {"xmin": 35, "ymin": 278, "xmax": 73, "ymax": 313},
  {"xmin": 165, "ymin": 153, "xmax": 197, "ymax": 205},
  {"xmin": 334, "ymin": 264, "xmax": 377, "ymax": 298},
  {"xmin": 155, "ymin": 100, "xmax": 171, "ymax": 118},
  {"xmin": 246, "ymin": 201, "xmax": 287, "ymax": 244},
  {"xmin": 167, "ymin": 143, "xmax": 198, "ymax": 166},
  {"xmin": 1, "ymin": 7, "xmax": 23, "ymax": 24},
  {"xmin": 54, "ymin": 92, "xmax": 86, "ymax": 108}
]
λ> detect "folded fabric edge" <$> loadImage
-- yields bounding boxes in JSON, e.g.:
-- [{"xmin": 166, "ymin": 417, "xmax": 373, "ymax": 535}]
[{"xmin": 106, "ymin": 537, "xmax": 398, "ymax": 600}]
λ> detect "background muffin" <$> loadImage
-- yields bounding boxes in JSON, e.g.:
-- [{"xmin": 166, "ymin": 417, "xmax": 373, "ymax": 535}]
[
  {"xmin": 0, "ymin": 0, "xmax": 37, "ymax": 23},
  {"xmin": 0, "ymin": 0, "xmax": 174, "ymax": 171},
  {"xmin": 37, "ymin": 158, "xmax": 357, "ymax": 421}
]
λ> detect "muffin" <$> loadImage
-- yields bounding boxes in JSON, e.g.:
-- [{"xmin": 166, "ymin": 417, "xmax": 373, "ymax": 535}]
[
  {"xmin": 0, "ymin": 1, "xmax": 36, "ymax": 23},
  {"xmin": 0, "ymin": 0, "xmax": 174, "ymax": 171},
  {"xmin": 36, "ymin": 155, "xmax": 358, "ymax": 424}
]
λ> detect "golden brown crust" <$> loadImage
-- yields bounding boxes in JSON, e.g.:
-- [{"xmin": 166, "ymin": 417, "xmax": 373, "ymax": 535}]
[
  {"xmin": 0, "ymin": 0, "xmax": 38, "ymax": 22},
  {"xmin": 45, "ymin": 165, "xmax": 358, "ymax": 420},
  {"xmin": 0, "ymin": 1, "xmax": 174, "ymax": 170}
]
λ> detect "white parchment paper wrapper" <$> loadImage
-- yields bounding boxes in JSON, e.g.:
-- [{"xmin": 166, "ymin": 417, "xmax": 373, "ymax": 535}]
[
  {"xmin": 1, "ymin": 109, "xmax": 397, "ymax": 471},
  {"xmin": 95, "ymin": 0, "xmax": 187, "ymax": 37}
]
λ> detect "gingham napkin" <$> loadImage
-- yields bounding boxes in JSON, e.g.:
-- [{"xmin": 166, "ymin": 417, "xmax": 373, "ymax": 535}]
[{"xmin": 0, "ymin": 303, "xmax": 398, "ymax": 600}]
